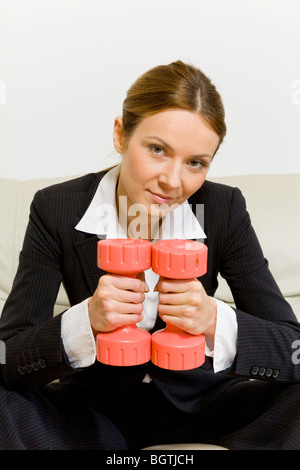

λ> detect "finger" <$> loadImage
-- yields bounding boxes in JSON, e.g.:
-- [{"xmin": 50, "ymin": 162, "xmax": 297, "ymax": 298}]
[
  {"xmin": 136, "ymin": 271, "xmax": 149, "ymax": 292},
  {"xmin": 110, "ymin": 286, "xmax": 145, "ymax": 304},
  {"xmin": 158, "ymin": 313, "xmax": 197, "ymax": 334},
  {"xmin": 104, "ymin": 298, "xmax": 145, "ymax": 316},
  {"xmin": 154, "ymin": 277, "xmax": 196, "ymax": 293},
  {"xmin": 117, "ymin": 313, "xmax": 144, "ymax": 326},
  {"xmin": 158, "ymin": 292, "xmax": 188, "ymax": 305},
  {"xmin": 104, "ymin": 311, "xmax": 144, "ymax": 330},
  {"xmin": 103, "ymin": 274, "xmax": 148, "ymax": 293},
  {"xmin": 158, "ymin": 303, "xmax": 194, "ymax": 318}
]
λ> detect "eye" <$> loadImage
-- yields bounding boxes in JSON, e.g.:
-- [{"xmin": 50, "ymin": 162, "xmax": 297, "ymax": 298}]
[
  {"xmin": 188, "ymin": 160, "xmax": 205, "ymax": 170},
  {"xmin": 149, "ymin": 144, "xmax": 166, "ymax": 156}
]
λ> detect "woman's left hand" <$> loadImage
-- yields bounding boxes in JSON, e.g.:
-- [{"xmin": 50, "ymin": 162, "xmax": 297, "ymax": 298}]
[{"xmin": 154, "ymin": 277, "xmax": 217, "ymax": 340}]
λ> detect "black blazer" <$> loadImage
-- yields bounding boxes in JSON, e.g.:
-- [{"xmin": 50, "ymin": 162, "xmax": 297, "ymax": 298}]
[{"xmin": 1, "ymin": 170, "xmax": 299, "ymax": 412}]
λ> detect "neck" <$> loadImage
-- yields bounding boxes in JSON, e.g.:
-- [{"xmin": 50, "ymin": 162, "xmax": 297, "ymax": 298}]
[{"xmin": 116, "ymin": 177, "xmax": 161, "ymax": 241}]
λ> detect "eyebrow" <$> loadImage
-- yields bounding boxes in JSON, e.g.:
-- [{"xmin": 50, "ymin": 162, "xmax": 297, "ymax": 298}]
[{"xmin": 145, "ymin": 135, "xmax": 213, "ymax": 160}]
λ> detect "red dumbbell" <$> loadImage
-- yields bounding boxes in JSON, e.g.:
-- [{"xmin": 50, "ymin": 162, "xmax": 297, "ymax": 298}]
[
  {"xmin": 96, "ymin": 238, "xmax": 152, "ymax": 366},
  {"xmin": 151, "ymin": 239, "xmax": 207, "ymax": 370}
]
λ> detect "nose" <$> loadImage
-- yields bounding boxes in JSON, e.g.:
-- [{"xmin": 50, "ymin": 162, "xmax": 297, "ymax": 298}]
[{"xmin": 158, "ymin": 161, "xmax": 182, "ymax": 190}]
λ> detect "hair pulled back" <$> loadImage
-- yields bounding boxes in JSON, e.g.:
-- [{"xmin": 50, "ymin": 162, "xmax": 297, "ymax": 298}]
[{"xmin": 122, "ymin": 60, "xmax": 226, "ymax": 154}]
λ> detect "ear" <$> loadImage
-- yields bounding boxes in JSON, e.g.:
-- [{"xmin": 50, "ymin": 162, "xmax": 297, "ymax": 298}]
[{"xmin": 113, "ymin": 116, "xmax": 125, "ymax": 154}]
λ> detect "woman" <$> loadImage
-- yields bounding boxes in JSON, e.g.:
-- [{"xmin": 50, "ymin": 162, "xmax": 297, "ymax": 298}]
[{"xmin": 0, "ymin": 60, "xmax": 300, "ymax": 450}]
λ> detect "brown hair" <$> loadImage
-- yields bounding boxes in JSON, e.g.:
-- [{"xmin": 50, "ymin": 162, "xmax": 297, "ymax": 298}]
[{"xmin": 122, "ymin": 60, "xmax": 226, "ymax": 155}]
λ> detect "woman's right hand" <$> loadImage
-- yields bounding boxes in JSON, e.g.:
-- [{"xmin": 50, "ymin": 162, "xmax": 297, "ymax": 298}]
[{"xmin": 87, "ymin": 273, "xmax": 149, "ymax": 336}]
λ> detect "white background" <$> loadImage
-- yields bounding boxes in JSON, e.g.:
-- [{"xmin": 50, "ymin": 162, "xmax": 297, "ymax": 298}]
[{"xmin": 0, "ymin": 0, "xmax": 299, "ymax": 180}]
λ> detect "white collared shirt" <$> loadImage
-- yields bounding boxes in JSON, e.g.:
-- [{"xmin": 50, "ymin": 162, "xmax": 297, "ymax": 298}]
[{"xmin": 61, "ymin": 165, "xmax": 237, "ymax": 372}]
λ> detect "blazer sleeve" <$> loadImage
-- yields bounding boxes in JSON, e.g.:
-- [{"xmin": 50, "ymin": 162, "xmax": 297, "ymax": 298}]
[
  {"xmin": 0, "ymin": 189, "xmax": 77, "ymax": 390},
  {"xmin": 219, "ymin": 187, "xmax": 300, "ymax": 382}
]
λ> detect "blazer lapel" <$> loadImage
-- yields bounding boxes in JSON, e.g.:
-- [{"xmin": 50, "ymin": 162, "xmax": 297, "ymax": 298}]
[
  {"xmin": 74, "ymin": 234, "xmax": 106, "ymax": 294},
  {"xmin": 72, "ymin": 170, "xmax": 108, "ymax": 294}
]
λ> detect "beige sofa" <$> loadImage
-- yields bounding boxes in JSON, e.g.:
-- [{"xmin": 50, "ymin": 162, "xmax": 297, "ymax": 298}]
[{"xmin": 0, "ymin": 173, "xmax": 299, "ymax": 450}]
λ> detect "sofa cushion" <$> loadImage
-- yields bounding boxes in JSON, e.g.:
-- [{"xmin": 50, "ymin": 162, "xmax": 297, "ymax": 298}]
[
  {"xmin": 0, "ymin": 176, "xmax": 72, "ymax": 315},
  {"xmin": 209, "ymin": 174, "xmax": 300, "ymax": 319}
]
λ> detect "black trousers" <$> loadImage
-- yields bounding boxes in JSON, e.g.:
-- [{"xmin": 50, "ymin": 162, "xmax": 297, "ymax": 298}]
[{"xmin": 0, "ymin": 379, "xmax": 300, "ymax": 450}]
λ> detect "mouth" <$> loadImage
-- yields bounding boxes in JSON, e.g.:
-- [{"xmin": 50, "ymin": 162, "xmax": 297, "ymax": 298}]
[{"xmin": 149, "ymin": 191, "xmax": 177, "ymax": 205}]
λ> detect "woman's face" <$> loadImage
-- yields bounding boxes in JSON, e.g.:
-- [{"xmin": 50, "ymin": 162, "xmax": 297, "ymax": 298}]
[{"xmin": 114, "ymin": 109, "xmax": 220, "ymax": 235}]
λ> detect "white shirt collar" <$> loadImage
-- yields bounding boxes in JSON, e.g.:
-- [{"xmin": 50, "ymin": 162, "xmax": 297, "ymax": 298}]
[{"xmin": 75, "ymin": 164, "xmax": 206, "ymax": 240}]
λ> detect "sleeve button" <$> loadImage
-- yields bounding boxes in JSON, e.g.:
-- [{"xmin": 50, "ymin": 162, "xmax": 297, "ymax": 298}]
[
  {"xmin": 17, "ymin": 365, "xmax": 25, "ymax": 375},
  {"xmin": 24, "ymin": 363, "xmax": 33, "ymax": 373},
  {"xmin": 251, "ymin": 365, "xmax": 259, "ymax": 376},
  {"xmin": 258, "ymin": 367, "xmax": 266, "ymax": 377},
  {"xmin": 37, "ymin": 358, "xmax": 47, "ymax": 369},
  {"xmin": 30, "ymin": 361, "xmax": 39, "ymax": 371},
  {"xmin": 265, "ymin": 368, "xmax": 273, "ymax": 378}
]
